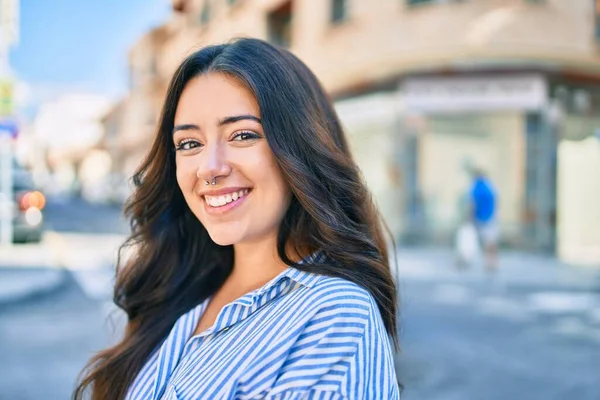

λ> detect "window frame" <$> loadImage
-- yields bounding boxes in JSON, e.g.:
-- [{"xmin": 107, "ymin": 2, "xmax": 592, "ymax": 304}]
[
  {"xmin": 199, "ymin": 0, "xmax": 211, "ymax": 26},
  {"xmin": 596, "ymin": 0, "xmax": 600, "ymax": 42},
  {"xmin": 267, "ymin": 0, "xmax": 293, "ymax": 48},
  {"xmin": 330, "ymin": 0, "xmax": 348, "ymax": 24},
  {"xmin": 406, "ymin": 0, "xmax": 465, "ymax": 7}
]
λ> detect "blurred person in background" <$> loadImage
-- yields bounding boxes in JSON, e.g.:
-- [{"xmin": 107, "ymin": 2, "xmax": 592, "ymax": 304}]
[
  {"xmin": 454, "ymin": 209, "xmax": 480, "ymax": 269},
  {"xmin": 74, "ymin": 38, "xmax": 400, "ymax": 400},
  {"xmin": 470, "ymin": 167, "xmax": 499, "ymax": 272}
]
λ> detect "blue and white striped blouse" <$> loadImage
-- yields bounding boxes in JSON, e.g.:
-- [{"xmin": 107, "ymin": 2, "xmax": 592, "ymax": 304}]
[{"xmin": 125, "ymin": 260, "xmax": 400, "ymax": 399}]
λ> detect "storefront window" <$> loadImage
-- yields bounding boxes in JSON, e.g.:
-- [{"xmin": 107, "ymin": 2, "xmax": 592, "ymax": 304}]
[
  {"xmin": 268, "ymin": 1, "xmax": 293, "ymax": 48},
  {"xmin": 596, "ymin": 0, "xmax": 600, "ymax": 41}
]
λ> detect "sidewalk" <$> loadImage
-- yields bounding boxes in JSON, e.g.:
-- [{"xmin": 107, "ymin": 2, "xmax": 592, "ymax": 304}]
[
  {"xmin": 0, "ymin": 267, "xmax": 69, "ymax": 306},
  {"xmin": 0, "ymin": 231, "xmax": 126, "ymax": 306},
  {"xmin": 2, "ymin": 239, "xmax": 599, "ymax": 307},
  {"xmin": 394, "ymin": 246, "xmax": 600, "ymax": 292}
]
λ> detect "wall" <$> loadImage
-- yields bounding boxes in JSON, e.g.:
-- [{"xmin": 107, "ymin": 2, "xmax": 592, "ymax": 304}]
[
  {"xmin": 417, "ymin": 112, "xmax": 526, "ymax": 242},
  {"xmin": 160, "ymin": 0, "xmax": 600, "ymax": 95},
  {"xmin": 557, "ymin": 117, "xmax": 600, "ymax": 265}
]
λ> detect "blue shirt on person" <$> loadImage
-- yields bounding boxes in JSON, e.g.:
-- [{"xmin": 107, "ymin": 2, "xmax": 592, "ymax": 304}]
[
  {"xmin": 125, "ymin": 252, "xmax": 400, "ymax": 400},
  {"xmin": 471, "ymin": 177, "xmax": 496, "ymax": 223}
]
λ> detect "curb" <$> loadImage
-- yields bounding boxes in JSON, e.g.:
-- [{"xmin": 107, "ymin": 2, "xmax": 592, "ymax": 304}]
[
  {"xmin": 0, "ymin": 267, "xmax": 71, "ymax": 308},
  {"xmin": 396, "ymin": 273, "xmax": 600, "ymax": 296},
  {"xmin": 393, "ymin": 248, "xmax": 600, "ymax": 293}
]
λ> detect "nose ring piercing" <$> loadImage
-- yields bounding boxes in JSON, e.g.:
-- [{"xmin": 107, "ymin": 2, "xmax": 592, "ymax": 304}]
[{"xmin": 204, "ymin": 177, "xmax": 217, "ymax": 186}]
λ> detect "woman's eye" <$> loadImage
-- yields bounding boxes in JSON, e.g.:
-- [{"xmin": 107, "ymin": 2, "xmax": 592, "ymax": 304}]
[
  {"xmin": 175, "ymin": 139, "xmax": 202, "ymax": 151},
  {"xmin": 232, "ymin": 131, "xmax": 260, "ymax": 141}
]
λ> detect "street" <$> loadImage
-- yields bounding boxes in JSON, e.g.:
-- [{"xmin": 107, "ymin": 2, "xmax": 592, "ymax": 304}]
[
  {"xmin": 42, "ymin": 197, "xmax": 129, "ymax": 235},
  {"xmin": 396, "ymin": 279, "xmax": 600, "ymax": 399},
  {"xmin": 1, "ymin": 198, "xmax": 600, "ymax": 399},
  {"xmin": 0, "ymin": 198, "xmax": 128, "ymax": 400},
  {"xmin": 0, "ymin": 272, "xmax": 123, "ymax": 400}
]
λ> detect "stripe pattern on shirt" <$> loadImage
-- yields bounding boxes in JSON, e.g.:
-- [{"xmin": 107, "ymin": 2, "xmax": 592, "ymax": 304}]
[{"xmin": 125, "ymin": 256, "xmax": 400, "ymax": 400}]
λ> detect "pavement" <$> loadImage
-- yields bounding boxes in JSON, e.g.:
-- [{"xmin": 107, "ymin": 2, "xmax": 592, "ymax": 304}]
[
  {"xmin": 2, "ymin": 217, "xmax": 600, "ymax": 399},
  {"xmin": 393, "ymin": 246, "xmax": 600, "ymax": 292},
  {"xmin": 0, "ymin": 231, "xmax": 126, "ymax": 306},
  {"xmin": 393, "ymin": 250, "xmax": 600, "ymax": 400},
  {"xmin": 2, "ymin": 234, "xmax": 600, "ymax": 307},
  {"xmin": 0, "ymin": 267, "xmax": 69, "ymax": 306}
]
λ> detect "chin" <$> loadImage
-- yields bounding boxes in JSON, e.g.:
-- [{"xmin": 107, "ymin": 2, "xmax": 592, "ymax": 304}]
[
  {"xmin": 210, "ymin": 237, "xmax": 236, "ymax": 247},
  {"xmin": 205, "ymin": 228, "xmax": 241, "ymax": 247}
]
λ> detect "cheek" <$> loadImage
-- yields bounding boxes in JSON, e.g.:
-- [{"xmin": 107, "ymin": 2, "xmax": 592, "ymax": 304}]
[
  {"xmin": 175, "ymin": 159, "xmax": 197, "ymax": 194},
  {"xmin": 252, "ymin": 148, "xmax": 290, "ymax": 203},
  {"xmin": 261, "ymin": 163, "xmax": 291, "ymax": 208},
  {"xmin": 273, "ymin": 171, "xmax": 291, "ymax": 204}
]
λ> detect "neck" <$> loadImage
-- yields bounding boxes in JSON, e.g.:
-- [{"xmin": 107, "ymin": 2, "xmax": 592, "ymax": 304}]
[{"xmin": 229, "ymin": 234, "xmax": 288, "ymax": 291}]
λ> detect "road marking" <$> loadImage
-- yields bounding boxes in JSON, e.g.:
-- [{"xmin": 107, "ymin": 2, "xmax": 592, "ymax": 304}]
[
  {"xmin": 527, "ymin": 292, "xmax": 599, "ymax": 314},
  {"xmin": 477, "ymin": 296, "xmax": 532, "ymax": 322},
  {"xmin": 43, "ymin": 231, "xmax": 125, "ymax": 300},
  {"xmin": 71, "ymin": 269, "xmax": 115, "ymax": 300},
  {"xmin": 588, "ymin": 308, "xmax": 600, "ymax": 324},
  {"xmin": 431, "ymin": 284, "xmax": 471, "ymax": 305},
  {"xmin": 551, "ymin": 316, "xmax": 600, "ymax": 344}
]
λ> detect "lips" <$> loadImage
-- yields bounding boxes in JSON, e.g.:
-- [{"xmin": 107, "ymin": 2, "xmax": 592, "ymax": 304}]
[{"xmin": 200, "ymin": 187, "xmax": 252, "ymax": 215}]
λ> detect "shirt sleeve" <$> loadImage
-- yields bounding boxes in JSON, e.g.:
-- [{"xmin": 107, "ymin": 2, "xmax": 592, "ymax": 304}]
[{"xmin": 265, "ymin": 287, "xmax": 401, "ymax": 400}]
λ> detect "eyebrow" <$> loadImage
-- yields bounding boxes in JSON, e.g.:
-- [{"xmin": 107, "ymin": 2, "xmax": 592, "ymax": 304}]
[
  {"xmin": 172, "ymin": 124, "xmax": 200, "ymax": 134},
  {"xmin": 218, "ymin": 114, "xmax": 261, "ymax": 126},
  {"xmin": 172, "ymin": 114, "xmax": 261, "ymax": 135}
]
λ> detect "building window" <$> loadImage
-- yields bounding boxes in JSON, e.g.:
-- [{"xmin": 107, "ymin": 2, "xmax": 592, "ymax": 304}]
[
  {"xmin": 129, "ymin": 67, "xmax": 137, "ymax": 90},
  {"xmin": 331, "ymin": 0, "xmax": 347, "ymax": 24},
  {"xmin": 407, "ymin": 0, "xmax": 463, "ymax": 5},
  {"xmin": 200, "ymin": 1, "xmax": 211, "ymax": 25},
  {"xmin": 173, "ymin": 0, "xmax": 189, "ymax": 12},
  {"xmin": 596, "ymin": 0, "xmax": 600, "ymax": 41},
  {"xmin": 268, "ymin": 1, "xmax": 293, "ymax": 48},
  {"xmin": 149, "ymin": 57, "xmax": 157, "ymax": 77}
]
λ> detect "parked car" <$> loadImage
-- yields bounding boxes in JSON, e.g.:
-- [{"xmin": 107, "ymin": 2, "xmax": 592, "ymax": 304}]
[{"xmin": 12, "ymin": 164, "xmax": 45, "ymax": 243}]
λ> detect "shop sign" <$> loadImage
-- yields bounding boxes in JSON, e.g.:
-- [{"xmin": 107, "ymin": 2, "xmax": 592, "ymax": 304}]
[{"xmin": 401, "ymin": 74, "xmax": 548, "ymax": 113}]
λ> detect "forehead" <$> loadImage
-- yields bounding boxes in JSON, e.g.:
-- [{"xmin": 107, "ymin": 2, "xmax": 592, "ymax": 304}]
[{"xmin": 175, "ymin": 72, "xmax": 259, "ymax": 122}]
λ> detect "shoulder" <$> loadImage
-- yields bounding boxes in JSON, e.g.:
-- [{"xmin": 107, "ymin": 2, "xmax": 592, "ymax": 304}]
[
  {"xmin": 271, "ymin": 274, "xmax": 400, "ymax": 398},
  {"xmin": 311, "ymin": 275, "xmax": 373, "ymax": 301},
  {"xmin": 299, "ymin": 274, "xmax": 381, "ymax": 324}
]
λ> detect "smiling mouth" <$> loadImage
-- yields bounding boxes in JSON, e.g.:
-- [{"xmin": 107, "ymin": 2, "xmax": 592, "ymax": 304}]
[{"xmin": 203, "ymin": 189, "xmax": 251, "ymax": 208}]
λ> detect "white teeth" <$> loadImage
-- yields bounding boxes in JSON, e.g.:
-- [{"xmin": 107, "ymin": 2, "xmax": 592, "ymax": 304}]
[{"xmin": 205, "ymin": 189, "xmax": 250, "ymax": 207}]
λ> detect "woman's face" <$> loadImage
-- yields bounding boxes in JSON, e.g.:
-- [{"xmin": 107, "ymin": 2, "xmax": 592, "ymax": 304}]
[{"xmin": 173, "ymin": 72, "xmax": 291, "ymax": 246}]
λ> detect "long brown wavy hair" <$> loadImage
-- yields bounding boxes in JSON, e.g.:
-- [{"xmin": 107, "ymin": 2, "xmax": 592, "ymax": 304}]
[{"xmin": 74, "ymin": 38, "xmax": 398, "ymax": 400}]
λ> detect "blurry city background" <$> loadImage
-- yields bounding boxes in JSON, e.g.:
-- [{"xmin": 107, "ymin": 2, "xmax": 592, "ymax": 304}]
[{"xmin": 1, "ymin": 0, "xmax": 600, "ymax": 399}]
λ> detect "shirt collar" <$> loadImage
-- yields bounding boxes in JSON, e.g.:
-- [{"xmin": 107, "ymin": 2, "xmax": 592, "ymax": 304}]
[
  {"xmin": 264, "ymin": 250, "xmax": 326, "ymax": 291},
  {"xmin": 184, "ymin": 251, "xmax": 326, "ymax": 333}
]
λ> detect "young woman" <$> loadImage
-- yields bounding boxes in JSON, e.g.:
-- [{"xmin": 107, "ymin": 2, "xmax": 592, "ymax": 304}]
[{"xmin": 75, "ymin": 38, "xmax": 400, "ymax": 400}]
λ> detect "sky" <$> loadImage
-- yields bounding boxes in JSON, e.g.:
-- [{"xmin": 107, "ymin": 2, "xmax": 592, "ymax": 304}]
[{"xmin": 10, "ymin": 0, "xmax": 171, "ymax": 115}]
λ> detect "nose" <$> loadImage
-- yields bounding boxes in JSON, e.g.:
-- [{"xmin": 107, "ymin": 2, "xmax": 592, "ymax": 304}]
[{"xmin": 195, "ymin": 141, "xmax": 231, "ymax": 182}]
